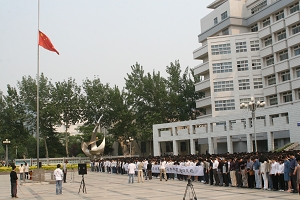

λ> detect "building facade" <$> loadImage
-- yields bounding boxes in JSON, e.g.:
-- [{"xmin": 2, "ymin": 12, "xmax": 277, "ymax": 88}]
[{"xmin": 153, "ymin": 0, "xmax": 300, "ymax": 156}]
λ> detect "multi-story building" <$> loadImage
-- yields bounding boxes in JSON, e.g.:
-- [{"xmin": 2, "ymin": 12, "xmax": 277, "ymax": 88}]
[{"xmin": 153, "ymin": 0, "xmax": 300, "ymax": 156}]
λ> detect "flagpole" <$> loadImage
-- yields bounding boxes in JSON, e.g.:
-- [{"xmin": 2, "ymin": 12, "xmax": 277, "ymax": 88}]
[{"xmin": 37, "ymin": 0, "xmax": 40, "ymax": 173}]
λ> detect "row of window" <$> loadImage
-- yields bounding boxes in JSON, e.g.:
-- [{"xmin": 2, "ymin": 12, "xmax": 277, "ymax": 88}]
[
  {"xmin": 268, "ymin": 91, "xmax": 293, "ymax": 105},
  {"xmin": 213, "ymin": 11, "xmax": 228, "ymax": 25},
  {"xmin": 266, "ymin": 67, "xmax": 300, "ymax": 86},
  {"xmin": 215, "ymin": 99, "xmax": 235, "ymax": 111},
  {"xmin": 264, "ymin": 45, "xmax": 300, "ymax": 67},
  {"xmin": 212, "ymin": 59, "xmax": 262, "ymax": 74},
  {"xmin": 211, "ymin": 40, "xmax": 259, "ymax": 55},
  {"xmin": 213, "ymin": 78, "xmax": 263, "ymax": 92}
]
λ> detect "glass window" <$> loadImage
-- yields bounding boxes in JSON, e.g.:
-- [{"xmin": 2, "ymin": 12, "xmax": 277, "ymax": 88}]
[
  {"xmin": 214, "ymin": 17, "xmax": 218, "ymax": 25},
  {"xmin": 264, "ymin": 36, "xmax": 272, "ymax": 46},
  {"xmin": 251, "ymin": 24, "xmax": 258, "ymax": 32},
  {"xmin": 262, "ymin": 18, "xmax": 270, "ymax": 27},
  {"xmin": 296, "ymin": 67, "xmax": 300, "ymax": 78},
  {"xmin": 275, "ymin": 10, "xmax": 284, "ymax": 21},
  {"xmin": 211, "ymin": 43, "xmax": 231, "ymax": 55},
  {"xmin": 267, "ymin": 75, "xmax": 276, "ymax": 85},
  {"xmin": 222, "ymin": 28, "xmax": 229, "ymax": 35},
  {"xmin": 251, "ymin": 0, "xmax": 267, "ymax": 14},
  {"xmin": 281, "ymin": 70, "xmax": 290, "ymax": 81},
  {"xmin": 252, "ymin": 59, "xmax": 261, "ymax": 70},
  {"xmin": 290, "ymin": 3, "xmax": 299, "ymax": 14},
  {"xmin": 282, "ymin": 91, "xmax": 292, "ymax": 103},
  {"xmin": 292, "ymin": 23, "xmax": 300, "ymax": 35},
  {"xmin": 215, "ymin": 99, "xmax": 235, "ymax": 111},
  {"xmin": 269, "ymin": 95, "xmax": 278, "ymax": 105},
  {"xmin": 213, "ymin": 80, "xmax": 234, "ymax": 92},
  {"xmin": 238, "ymin": 79, "xmax": 250, "ymax": 90},
  {"xmin": 278, "ymin": 50, "xmax": 288, "ymax": 61},
  {"xmin": 294, "ymin": 45, "xmax": 300, "ymax": 56},
  {"xmin": 277, "ymin": 30, "xmax": 286, "ymax": 41},
  {"xmin": 250, "ymin": 40, "xmax": 259, "ymax": 51},
  {"xmin": 212, "ymin": 62, "xmax": 232, "ymax": 74},
  {"xmin": 266, "ymin": 56, "xmax": 274, "ymax": 66},
  {"xmin": 253, "ymin": 78, "xmax": 263, "ymax": 89},
  {"xmin": 237, "ymin": 60, "xmax": 249, "ymax": 71},
  {"xmin": 221, "ymin": 11, "xmax": 228, "ymax": 20},
  {"xmin": 236, "ymin": 42, "xmax": 247, "ymax": 53}
]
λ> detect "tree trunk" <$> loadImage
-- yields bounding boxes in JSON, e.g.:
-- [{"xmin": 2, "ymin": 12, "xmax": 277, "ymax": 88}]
[{"xmin": 44, "ymin": 136, "xmax": 49, "ymax": 158}]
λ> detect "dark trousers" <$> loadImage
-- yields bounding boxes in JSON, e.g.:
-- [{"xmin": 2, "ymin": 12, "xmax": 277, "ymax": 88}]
[
  {"xmin": 291, "ymin": 173, "xmax": 298, "ymax": 192},
  {"xmin": 279, "ymin": 174, "xmax": 284, "ymax": 190},
  {"xmin": 247, "ymin": 173, "xmax": 255, "ymax": 188},
  {"xmin": 235, "ymin": 169, "xmax": 242, "ymax": 187},
  {"xmin": 271, "ymin": 174, "xmax": 278, "ymax": 190},
  {"xmin": 204, "ymin": 168, "xmax": 209, "ymax": 183},
  {"xmin": 63, "ymin": 172, "xmax": 67, "ymax": 183},
  {"xmin": 213, "ymin": 169, "xmax": 219, "ymax": 185},
  {"xmin": 209, "ymin": 170, "xmax": 214, "ymax": 185},
  {"xmin": 147, "ymin": 170, "xmax": 152, "ymax": 180},
  {"xmin": 223, "ymin": 173, "xmax": 229, "ymax": 186},
  {"xmin": 11, "ymin": 182, "xmax": 17, "ymax": 197}
]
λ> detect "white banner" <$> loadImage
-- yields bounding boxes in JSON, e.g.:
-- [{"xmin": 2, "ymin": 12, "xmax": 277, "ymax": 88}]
[{"xmin": 151, "ymin": 165, "xmax": 204, "ymax": 176}]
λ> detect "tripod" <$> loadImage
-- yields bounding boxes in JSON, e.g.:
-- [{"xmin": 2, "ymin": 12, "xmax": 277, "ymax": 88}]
[
  {"xmin": 70, "ymin": 168, "xmax": 75, "ymax": 183},
  {"xmin": 183, "ymin": 179, "xmax": 197, "ymax": 200},
  {"xmin": 78, "ymin": 175, "xmax": 87, "ymax": 194}
]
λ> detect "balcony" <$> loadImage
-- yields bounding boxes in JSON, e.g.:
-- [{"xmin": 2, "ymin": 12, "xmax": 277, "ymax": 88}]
[
  {"xmin": 264, "ymin": 85, "xmax": 276, "ymax": 96},
  {"xmin": 274, "ymin": 60, "xmax": 288, "ymax": 73},
  {"xmin": 273, "ymin": 40, "xmax": 287, "ymax": 53},
  {"xmin": 291, "ymin": 78, "xmax": 300, "ymax": 89},
  {"xmin": 285, "ymin": 11, "xmax": 300, "ymax": 27},
  {"xmin": 277, "ymin": 81, "xmax": 291, "ymax": 93},
  {"xmin": 194, "ymin": 62, "xmax": 209, "ymax": 75},
  {"xmin": 196, "ymin": 96, "xmax": 211, "ymax": 108},
  {"xmin": 271, "ymin": 19, "xmax": 285, "ymax": 33},
  {"xmin": 260, "ymin": 45, "xmax": 273, "ymax": 58},
  {"xmin": 289, "ymin": 55, "xmax": 300, "ymax": 68},
  {"xmin": 195, "ymin": 78, "xmax": 210, "ymax": 92},
  {"xmin": 259, "ymin": 26, "xmax": 271, "ymax": 39},
  {"xmin": 287, "ymin": 33, "xmax": 300, "ymax": 47},
  {"xmin": 193, "ymin": 45, "xmax": 208, "ymax": 60},
  {"xmin": 262, "ymin": 65, "xmax": 274, "ymax": 77}
]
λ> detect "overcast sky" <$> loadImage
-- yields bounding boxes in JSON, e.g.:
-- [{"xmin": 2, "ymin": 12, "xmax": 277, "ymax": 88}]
[{"xmin": 0, "ymin": 0, "xmax": 212, "ymax": 94}]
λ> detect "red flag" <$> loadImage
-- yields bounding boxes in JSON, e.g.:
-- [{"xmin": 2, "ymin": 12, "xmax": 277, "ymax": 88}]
[{"xmin": 38, "ymin": 30, "xmax": 59, "ymax": 55}]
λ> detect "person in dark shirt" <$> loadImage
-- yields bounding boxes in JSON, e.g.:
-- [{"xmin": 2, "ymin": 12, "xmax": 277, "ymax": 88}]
[
  {"xmin": 147, "ymin": 160, "xmax": 152, "ymax": 180},
  {"xmin": 10, "ymin": 165, "xmax": 18, "ymax": 198}
]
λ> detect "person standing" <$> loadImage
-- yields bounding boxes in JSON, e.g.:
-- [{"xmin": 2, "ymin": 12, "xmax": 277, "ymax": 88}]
[
  {"xmin": 18, "ymin": 164, "xmax": 24, "ymax": 181},
  {"xmin": 159, "ymin": 158, "xmax": 167, "ymax": 181},
  {"xmin": 54, "ymin": 164, "xmax": 63, "ymax": 195},
  {"xmin": 147, "ymin": 160, "xmax": 152, "ymax": 180},
  {"xmin": 290, "ymin": 154, "xmax": 298, "ymax": 193},
  {"xmin": 10, "ymin": 165, "xmax": 18, "ymax": 198},
  {"xmin": 24, "ymin": 163, "xmax": 29, "ymax": 180},
  {"xmin": 63, "ymin": 160, "xmax": 68, "ymax": 183},
  {"xmin": 137, "ymin": 160, "xmax": 144, "ymax": 183},
  {"xmin": 128, "ymin": 160, "xmax": 136, "ymax": 184}
]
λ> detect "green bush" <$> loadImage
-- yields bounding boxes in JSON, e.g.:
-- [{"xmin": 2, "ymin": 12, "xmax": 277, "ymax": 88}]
[{"xmin": 0, "ymin": 164, "xmax": 89, "ymax": 172}]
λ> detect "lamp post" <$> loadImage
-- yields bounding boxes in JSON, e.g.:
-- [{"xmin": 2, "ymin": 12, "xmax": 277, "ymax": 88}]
[
  {"xmin": 240, "ymin": 97, "xmax": 265, "ymax": 152},
  {"xmin": 126, "ymin": 137, "xmax": 134, "ymax": 157},
  {"xmin": 2, "ymin": 139, "xmax": 11, "ymax": 166}
]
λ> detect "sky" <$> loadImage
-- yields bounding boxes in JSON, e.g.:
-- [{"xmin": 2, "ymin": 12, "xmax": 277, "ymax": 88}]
[{"xmin": 0, "ymin": 0, "xmax": 212, "ymax": 94}]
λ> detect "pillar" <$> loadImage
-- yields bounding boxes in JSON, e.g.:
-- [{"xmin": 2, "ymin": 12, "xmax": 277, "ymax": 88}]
[
  {"xmin": 247, "ymin": 134, "xmax": 253, "ymax": 152},
  {"xmin": 213, "ymin": 137, "xmax": 218, "ymax": 154},
  {"xmin": 267, "ymin": 132, "xmax": 274, "ymax": 152},
  {"xmin": 173, "ymin": 140, "xmax": 178, "ymax": 155},
  {"xmin": 227, "ymin": 135, "xmax": 233, "ymax": 154},
  {"xmin": 208, "ymin": 137, "xmax": 214, "ymax": 154},
  {"xmin": 190, "ymin": 139, "xmax": 195, "ymax": 155}
]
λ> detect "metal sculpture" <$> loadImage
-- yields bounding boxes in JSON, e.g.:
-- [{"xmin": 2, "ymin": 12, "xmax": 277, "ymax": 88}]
[{"xmin": 81, "ymin": 115, "xmax": 105, "ymax": 158}]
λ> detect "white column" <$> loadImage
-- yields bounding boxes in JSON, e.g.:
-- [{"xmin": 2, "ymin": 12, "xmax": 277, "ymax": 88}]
[
  {"xmin": 208, "ymin": 137, "xmax": 214, "ymax": 154},
  {"xmin": 173, "ymin": 140, "xmax": 178, "ymax": 155},
  {"xmin": 227, "ymin": 135, "xmax": 233, "ymax": 153},
  {"xmin": 213, "ymin": 137, "xmax": 218, "ymax": 154},
  {"xmin": 190, "ymin": 139, "xmax": 195, "ymax": 155},
  {"xmin": 153, "ymin": 127, "xmax": 160, "ymax": 156},
  {"xmin": 267, "ymin": 132, "xmax": 274, "ymax": 152},
  {"xmin": 247, "ymin": 134, "xmax": 253, "ymax": 152}
]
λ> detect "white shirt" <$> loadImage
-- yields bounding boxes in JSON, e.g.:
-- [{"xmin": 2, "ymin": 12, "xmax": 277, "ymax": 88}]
[
  {"xmin": 160, "ymin": 161, "xmax": 166, "ymax": 169},
  {"xmin": 24, "ymin": 165, "xmax": 29, "ymax": 173},
  {"xmin": 128, "ymin": 163, "xmax": 136, "ymax": 174},
  {"xmin": 19, "ymin": 166, "xmax": 24, "ymax": 173},
  {"xmin": 278, "ymin": 163, "xmax": 284, "ymax": 174},
  {"xmin": 212, "ymin": 160, "xmax": 219, "ymax": 170},
  {"xmin": 270, "ymin": 162, "xmax": 279, "ymax": 175},
  {"xmin": 54, "ymin": 168, "xmax": 63, "ymax": 181}
]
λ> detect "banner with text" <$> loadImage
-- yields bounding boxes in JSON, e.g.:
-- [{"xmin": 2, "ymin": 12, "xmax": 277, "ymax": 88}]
[{"xmin": 151, "ymin": 165, "xmax": 204, "ymax": 176}]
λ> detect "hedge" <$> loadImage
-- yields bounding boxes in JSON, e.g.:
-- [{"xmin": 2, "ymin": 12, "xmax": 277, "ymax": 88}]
[{"xmin": 0, "ymin": 164, "xmax": 90, "ymax": 172}]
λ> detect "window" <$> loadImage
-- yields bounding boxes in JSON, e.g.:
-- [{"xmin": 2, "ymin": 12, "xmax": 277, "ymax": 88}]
[
  {"xmin": 277, "ymin": 30, "xmax": 286, "ymax": 41},
  {"xmin": 211, "ymin": 43, "xmax": 231, "ymax": 55},
  {"xmin": 236, "ymin": 42, "xmax": 247, "ymax": 53},
  {"xmin": 275, "ymin": 10, "xmax": 284, "ymax": 21},
  {"xmin": 215, "ymin": 99, "xmax": 235, "ymax": 111},
  {"xmin": 251, "ymin": 0, "xmax": 267, "ymax": 14},
  {"xmin": 294, "ymin": 45, "xmax": 300, "ymax": 56},
  {"xmin": 264, "ymin": 36, "xmax": 272, "ymax": 46},
  {"xmin": 255, "ymin": 97, "xmax": 264, "ymax": 103},
  {"xmin": 298, "ymin": 89, "xmax": 300, "ymax": 99},
  {"xmin": 221, "ymin": 11, "xmax": 228, "ymax": 20},
  {"xmin": 237, "ymin": 60, "xmax": 249, "ymax": 71},
  {"xmin": 253, "ymin": 78, "xmax": 263, "ymax": 89},
  {"xmin": 252, "ymin": 59, "xmax": 261, "ymax": 70},
  {"xmin": 269, "ymin": 95, "xmax": 278, "ymax": 105},
  {"xmin": 250, "ymin": 40, "xmax": 259, "ymax": 51},
  {"xmin": 251, "ymin": 24, "xmax": 258, "ymax": 32},
  {"xmin": 266, "ymin": 56, "xmax": 274, "ymax": 66},
  {"xmin": 282, "ymin": 91, "xmax": 292, "ymax": 103},
  {"xmin": 214, "ymin": 17, "xmax": 218, "ymax": 25},
  {"xmin": 262, "ymin": 18, "xmax": 270, "ymax": 27},
  {"xmin": 240, "ymin": 98, "xmax": 251, "ymax": 104},
  {"xmin": 238, "ymin": 79, "xmax": 250, "ymax": 90},
  {"xmin": 212, "ymin": 62, "xmax": 232, "ymax": 74},
  {"xmin": 278, "ymin": 50, "xmax": 288, "ymax": 61},
  {"xmin": 290, "ymin": 3, "xmax": 299, "ymax": 14},
  {"xmin": 267, "ymin": 75, "xmax": 276, "ymax": 85},
  {"xmin": 296, "ymin": 67, "xmax": 300, "ymax": 78},
  {"xmin": 281, "ymin": 70, "xmax": 290, "ymax": 81},
  {"xmin": 213, "ymin": 80, "xmax": 234, "ymax": 92},
  {"xmin": 222, "ymin": 28, "xmax": 229, "ymax": 35},
  {"xmin": 292, "ymin": 23, "xmax": 300, "ymax": 35}
]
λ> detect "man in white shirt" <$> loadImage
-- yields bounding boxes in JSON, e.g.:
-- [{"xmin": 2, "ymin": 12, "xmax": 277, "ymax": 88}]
[
  {"xmin": 128, "ymin": 160, "xmax": 136, "ymax": 183},
  {"xmin": 212, "ymin": 158, "xmax": 220, "ymax": 185},
  {"xmin": 19, "ymin": 164, "xmax": 24, "ymax": 180},
  {"xmin": 54, "ymin": 164, "xmax": 63, "ymax": 195},
  {"xmin": 160, "ymin": 158, "xmax": 167, "ymax": 181},
  {"xmin": 24, "ymin": 163, "xmax": 29, "ymax": 180}
]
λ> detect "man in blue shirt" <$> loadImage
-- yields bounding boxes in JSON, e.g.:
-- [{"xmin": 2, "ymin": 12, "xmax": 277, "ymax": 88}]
[
  {"xmin": 253, "ymin": 157, "xmax": 261, "ymax": 189},
  {"xmin": 289, "ymin": 154, "xmax": 298, "ymax": 193}
]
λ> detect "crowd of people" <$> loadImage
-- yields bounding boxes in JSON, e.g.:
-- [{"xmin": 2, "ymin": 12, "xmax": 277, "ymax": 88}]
[{"xmin": 89, "ymin": 150, "xmax": 300, "ymax": 194}]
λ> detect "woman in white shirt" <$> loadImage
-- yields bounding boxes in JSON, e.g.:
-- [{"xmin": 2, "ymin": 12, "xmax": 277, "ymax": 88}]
[{"xmin": 269, "ymin": 158, "xmax": 279, "ymax": 191}]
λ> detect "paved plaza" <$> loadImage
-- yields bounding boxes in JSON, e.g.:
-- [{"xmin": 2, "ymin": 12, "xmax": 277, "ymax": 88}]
[{"xmin": 0, "ymin": 172, "xmax": 300, "ymax": 200}]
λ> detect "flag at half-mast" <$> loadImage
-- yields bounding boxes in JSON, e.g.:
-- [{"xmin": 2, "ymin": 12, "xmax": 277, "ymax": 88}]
[{"xmin": 38, "ymin": 30, "xmax": 59, "ymax": 55}]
